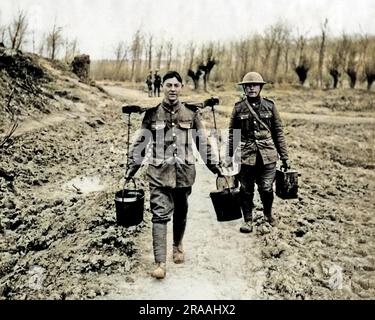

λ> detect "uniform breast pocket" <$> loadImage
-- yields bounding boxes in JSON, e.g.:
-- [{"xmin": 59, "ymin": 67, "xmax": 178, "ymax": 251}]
[
  {"xmin": 259, "ymin": 111, "xmax": 272, "ymax": 119},
  {"xmin": 238, "ymin": 114, "xmax": 250, "ymax": 130},
  {"xmin": 259, "ymin": 111, "xmax": 272, "ymax": 128},
  {"xmin": 177, "ymin": 120, "xmax": 193, "ymax": 144},
  {"xmin": 151, "ymin": 121, "xmax": 166, "ymax": 131},
  {"xmin": 178, "ymin": 120, "xmax": 193, "ymax": 129}
]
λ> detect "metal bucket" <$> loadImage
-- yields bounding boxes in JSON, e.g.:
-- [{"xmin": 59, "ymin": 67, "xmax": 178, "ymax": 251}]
[
  {"xmin": 115, "ymin": 178, "xmax": 144, "ymax": 227},
  {"xmin": 210, "ymin": 177, "xmax": 242, "ymax": 222},
  {"xmin": 275, "ymin": 169, "xmax": 299, "ymax": 199}
]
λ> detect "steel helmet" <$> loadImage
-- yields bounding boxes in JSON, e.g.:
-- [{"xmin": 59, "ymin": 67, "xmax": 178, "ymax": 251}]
[{"xmin": 238, "ymin": 72, "xmax": 267, "ymax": 85}]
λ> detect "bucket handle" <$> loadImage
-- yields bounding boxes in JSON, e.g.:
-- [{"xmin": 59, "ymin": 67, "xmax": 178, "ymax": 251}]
[
  {"xmin": 119, "ymin": 177, "xmax": 137, "ymax": 203},
  {"xmin": 278, "ymin": 166, "xmax": 302, "ymax": 177},
  {"xmin": 122, "ymin": 177, "xmax": 137, "ymax": 189}
]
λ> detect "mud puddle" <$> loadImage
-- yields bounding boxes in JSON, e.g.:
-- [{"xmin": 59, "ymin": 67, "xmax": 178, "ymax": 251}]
[{"xmin": 63, "ymin": 175, "xmax": 106, "ymax": 194}]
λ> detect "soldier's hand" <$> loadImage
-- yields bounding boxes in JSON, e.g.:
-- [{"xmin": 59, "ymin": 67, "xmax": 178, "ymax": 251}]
[
  {"xmin": 281, "ymin": 159, "xmax": 291, "ymax": 172},
  {"xmin": 124, "ymin": 170, "xmax": 134, "ymax": 182}
]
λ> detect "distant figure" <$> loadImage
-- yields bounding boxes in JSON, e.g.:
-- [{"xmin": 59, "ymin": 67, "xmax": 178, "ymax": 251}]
[
  {"xmin": 146, "ymin": 70, "xmax": 153, "ymax": 97},
  {"xmin": 226, "ymin": 71, "xmax": 290, "ymax": 233},
  {"xmin": 153, "ymin": 70, "xmax": 162, "ymax": 97}
]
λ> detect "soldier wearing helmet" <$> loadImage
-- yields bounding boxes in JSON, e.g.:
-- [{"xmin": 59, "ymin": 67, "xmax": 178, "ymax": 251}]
[{"xmin": 226, "ymin": 71, "xmax": 290, "ymax": 233}]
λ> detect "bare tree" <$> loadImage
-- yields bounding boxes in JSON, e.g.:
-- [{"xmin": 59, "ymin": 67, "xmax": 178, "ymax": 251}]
[
  {"xmin": 346, "ymin": 48, "xmax": 358, "ymax": 88},
  {"xmin": 0, "ymin": 26, "xmax": 6, "ymax": 44},
  {"xmin": 283, "ymin": 34, "xmax": 292, "ymax": 79},
  {"xmin": 271, "ymin": 23, "xmax": 290, "ymax": 82},
  {"xmin": 8, "ymin": 10, "xmax": 28, "ymax": 50},
  {"xmin": 328, "ymin": 41, "xmax": 341, "ymax": 88},
  {"xmin": 64, "ymin": 38, "xmax": 78, "ymax": 62},
  {"xmin": 342, "ymin": 35, "xmax": 359, "ymax": 88},
  {"xmin": 364, "ymin": 36, "xmax": 375, "ymax": 90},
  {"xmin": 293, "ymin": 34, "xmax": 311, "ymax": 85},
  {"xmin": 327, "ymin": 35, "xmax": 351, "ymax": 89},
  {"xmin": 70, "ymin": 38, "xmax": 78, "ymax": 59},
  {"xmin": 38, "ymin": 33, "xmax": 46, "ymax": 57},
  {"xmin": 317, "ymin": 19, "xmax": 329, "ymax": 88},
  {"xmin": 156, "ymin": 42, "xmax": 163, "ymax": 70},
  {"xmin": 0, "ymin": 10, "xmax": 6, "ymax": 44},
  {"xmin": 145, "ymin": 34, "xmax": 153, "ymax": 71},
  {"xmin": 174, "ymin": 47, "xmax": 182, "ymax": 72},
  {"xmin": 0, "ymin": 87, "xmax": 18, "ymax": 149},
  {"xmin": 227, "ymin": 41, "xmax": 235, "ymax": 81},
  {"xmin": 186, "ymin": 41, "xmax": 196, "ymax": 70},
  {"xmin": 198, "ymin": 44, "xmax": 217, "ymax": 92},
  {"xmin": 165, "ymin": 40, "xmax": 173, "ymax": 70},
  {"xmin": 113, "ymin": 41, "xmax": 128, "ymax": 78},
  {"xmin": 31, "ymin": 30, "xmax": 36, "ymax": 53},
  {"xmin": 262, "ymin": 25, "xmax": 277, "ymax": 77},
  {"xmin": 188, "ymin": 69, "xmax": 203, "ymax": 90},
  {"xmin": 235, "ymin": 38, "xmax": 250, "ymax": 79},
  {"xmin": 130, "ymin": 29, "xmax": 143, "ymax": 82},
  {"xmin": 250, "ymin": 34, "xmax": 261, "ymax": 72},
  {"xmin": 365, "ymin": 63, "xmax": 375, "ymax": 90},
  {"xmin": 47, "ymin": 23, "xmax": 63, "ymax": 60}
]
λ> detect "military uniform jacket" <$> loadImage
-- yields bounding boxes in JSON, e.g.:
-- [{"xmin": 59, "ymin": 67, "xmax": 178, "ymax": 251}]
[
  {"xmin": 154, "ymin": 75, "xmax": 162, "ymax": 86},
  {"xmin": 127, "ymin": 101, "xmax": 219, "ymax": 188},
  {"xmin": 146, "ymin": 75, "xmax": 153, "ymax": 85},
  {"xmin": 228, "ymin": 97, "xmax": 288, "ymax": 165}
]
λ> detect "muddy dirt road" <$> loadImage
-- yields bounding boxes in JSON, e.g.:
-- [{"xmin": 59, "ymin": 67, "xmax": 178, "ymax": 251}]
[{"xmin": 105, "ymin": 163, "xmax": 264, "ymax": 300}]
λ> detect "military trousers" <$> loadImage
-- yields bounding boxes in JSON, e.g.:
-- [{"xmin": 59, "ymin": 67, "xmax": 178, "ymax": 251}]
[
  {"xmin": 237, "ymin": 153, "xmax": 276, "ymax": 221},
  {"xmin": 150, "ymin": 186, "xmax": 192, "ymax": 261},
  {"xmin": 154, "ymin": 85, "xmax": 161, "ymax": 97}
]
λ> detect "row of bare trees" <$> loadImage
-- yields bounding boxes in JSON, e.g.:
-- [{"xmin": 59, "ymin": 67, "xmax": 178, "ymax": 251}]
[
  {"xmin": 92, "ymin": 22, "xmax": 375, "ymax": 90},
  {"xmin": 0, "ymin": 10, "xmax": 79, "ymax": 62},
  {"xmin": 1, "ymin": 10, "xmax": 374, "ymax": 90}
]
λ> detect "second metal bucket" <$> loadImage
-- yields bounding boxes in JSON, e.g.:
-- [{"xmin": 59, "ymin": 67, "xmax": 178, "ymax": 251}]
[
  {"xmin": 210, "ymin": 177, "xmax": 242, "ymax": 222},
  {"xmin": 275, "ymin": 169, "xmax": 299, "ymax": 199}
]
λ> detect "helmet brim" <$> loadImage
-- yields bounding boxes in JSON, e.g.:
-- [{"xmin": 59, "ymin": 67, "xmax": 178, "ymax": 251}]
[{"xmin": 238, "ymin": 81, "xmax": 267, "ymax": 85}]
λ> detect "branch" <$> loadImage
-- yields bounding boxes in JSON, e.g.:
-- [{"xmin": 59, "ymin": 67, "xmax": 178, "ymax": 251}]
[{"xmin": 0, "ymin": 86, "xmax": 19, "ymax": 149}]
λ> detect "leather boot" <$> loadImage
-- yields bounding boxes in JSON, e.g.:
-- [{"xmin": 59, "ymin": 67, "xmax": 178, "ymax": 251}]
[
  {"xmin": 173, "ymin": 218, "xmax": 186, "ymax": 263},
  {"xmin": 172, "ymin": 244, "xmax": 184, "ymax": 264},
  {"xmin": 239, "ymin": 188, "xmax": 254, "ymax": 233},
  {"xmin": 240, "ymin": 219, "xmax": 253, "ymax": 233},
  {"xmin": 260, "ymin": 191, "xmax": 276, "ymax": 226},
  {"xmin": 151, "ymin": 223, "xmax": 167, "ymax": 279},
  {"xmin": 151, "ymin": 262, "xmax": 166, "ymax": 279}
]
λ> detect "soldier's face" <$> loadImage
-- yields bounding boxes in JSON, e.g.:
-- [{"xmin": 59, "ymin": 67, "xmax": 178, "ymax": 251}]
[
  {"xmin": 243, "ymin": 84, "xmax": 262, "ymax": 98},
  {"xmin": 163, "ymin": 77, "xmax": 183, "ymax": 103}
]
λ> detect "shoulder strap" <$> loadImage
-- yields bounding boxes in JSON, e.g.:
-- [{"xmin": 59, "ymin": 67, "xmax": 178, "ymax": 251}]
[{"xmin": 244, "ymin": 99, "xmax": 271, "ymax": 133}]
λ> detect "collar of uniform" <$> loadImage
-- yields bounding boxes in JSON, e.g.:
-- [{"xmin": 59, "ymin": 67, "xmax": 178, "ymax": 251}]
[
  {"xmin": 162, "ymin": 100, "xmax": 181, "ymax": 114},
  {"xmin": 246, "ymin": 95, "xmax": 261, "ymax": 107}
]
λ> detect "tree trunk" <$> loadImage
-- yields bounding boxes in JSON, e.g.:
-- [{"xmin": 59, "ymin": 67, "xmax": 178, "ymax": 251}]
[
  {"xmin": 329, "ymin": 69, "xmax": 340, "ymax": 89},
  {"xmin": 295, "ymin": 65, "xmax": 309, "ymax": 85},
  {"xmin": 346, "ymin": 68, "xmax": 357, "ymax": 89},
  {"xmin": 318, "ymin": 19, "xmax": 328, "ymax": 88},
  {"xmin": 367, "ymin": 73, "xmax": 375, "ymax": 90}
]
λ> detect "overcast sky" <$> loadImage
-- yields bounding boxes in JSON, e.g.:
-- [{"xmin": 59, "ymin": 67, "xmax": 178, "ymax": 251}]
[{"xmin": 1, "ymin": 0, "xmax": 375, "ymax": 59}]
